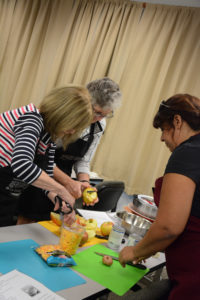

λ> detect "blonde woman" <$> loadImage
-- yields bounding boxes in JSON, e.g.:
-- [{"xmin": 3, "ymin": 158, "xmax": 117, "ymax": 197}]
[
  {"xmin": 17, "ymin": 78, "xmax": 122, "ymax": 224},
  {"xmin": 0, "ymin": 85, "xmax": 93, "ymax": 226}
]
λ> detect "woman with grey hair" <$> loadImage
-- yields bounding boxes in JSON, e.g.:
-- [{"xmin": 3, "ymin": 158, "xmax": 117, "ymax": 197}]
[
  {"xmin": 87, "ymin": 77, "xmax": 122, "ymax": 111},
  {"xmin": 17, "ymin": 77, "xmax": 122, "ymax": 224}
]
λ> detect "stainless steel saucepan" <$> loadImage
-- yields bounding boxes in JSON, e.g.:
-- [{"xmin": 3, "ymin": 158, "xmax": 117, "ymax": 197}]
[
  {"xmin": 116, "ymin": 211, "xmax": 152, "ymax": 236},
  {"xmin": 132, "ymin": 194, "xmax": 157, "ymax": 219}
]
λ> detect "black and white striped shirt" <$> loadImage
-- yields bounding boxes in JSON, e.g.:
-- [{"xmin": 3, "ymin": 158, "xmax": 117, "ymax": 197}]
[{"xmin": 0, "ymin": 103, "xmax": 56, "ymax": 184}]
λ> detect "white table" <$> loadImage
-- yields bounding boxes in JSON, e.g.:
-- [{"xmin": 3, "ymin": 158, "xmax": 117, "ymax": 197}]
[{"xmin": 0, "ymin": 223, "xmax": 165, "ymax": 300}]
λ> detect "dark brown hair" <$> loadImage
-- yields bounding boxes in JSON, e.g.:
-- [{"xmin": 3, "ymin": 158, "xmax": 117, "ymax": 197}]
[{"xmin": 153, "ymin": 94, "xmax": 200, "ymax": 131}]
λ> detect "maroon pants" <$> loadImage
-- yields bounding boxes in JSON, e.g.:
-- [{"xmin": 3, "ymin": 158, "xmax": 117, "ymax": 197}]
[{"xmin": 153, "ymin": 177, "xmax": 200, "ymax": 300}]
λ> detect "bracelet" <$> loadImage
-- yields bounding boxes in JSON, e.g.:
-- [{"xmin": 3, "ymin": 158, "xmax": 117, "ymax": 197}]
[{"xmin": 79, "ymin": 180, "xmax": 90, "ymax": 183}]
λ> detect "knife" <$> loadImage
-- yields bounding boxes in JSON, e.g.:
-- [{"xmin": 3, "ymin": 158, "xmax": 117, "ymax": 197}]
[
  {"xmin": 94, "ymin": 251, "xmax": 147, "ymax": 270},
  {"xmin": 95, "ymin": 234, "xmax": 108, "ymax": 240}
]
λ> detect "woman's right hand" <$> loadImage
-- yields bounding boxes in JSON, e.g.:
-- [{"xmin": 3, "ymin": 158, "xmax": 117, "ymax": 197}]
[
  {"xmin": 32, "ymin": 170, "xmax": 76, "ymax": 212},
  {"xmin": 53, "ymin": 166, "xmax": 83, "ymax": 199},
  {"xmin": 48, "ymin": 192, "xmax": 76, "ymax": 224},
  {"xmin": 63, "ymin": 210, "xmax": 76, "ymax": 225},
  {"xmin": 65, "ymin": 179, "xmax": 84, "ymax": 199},
  {"xmin": 58, "ymin": 188, "xmax": 76, "ymax": 208},
  {"xmin": 119, "ymin": 246, "xmax": 146, "ymax": 267},
  {"xmin": 55, "ymin": 200, "xmax": 76, "ymax": 225},
  {"xmin": 48, "ymin": 190, "xmax": 75, "ymax": 214}
]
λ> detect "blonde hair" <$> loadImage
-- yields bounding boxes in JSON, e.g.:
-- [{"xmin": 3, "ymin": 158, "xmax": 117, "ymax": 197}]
[{"xmin": 39, "ymin": 85, "xmax": 93, "ymax": 148}]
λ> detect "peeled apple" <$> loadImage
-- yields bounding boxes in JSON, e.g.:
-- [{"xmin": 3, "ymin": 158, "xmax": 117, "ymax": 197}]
[
  {"xmin": 102, "ymin": 255, "xmax": 113, "ymax": 266},
  {"xmin": 86, "ymin": 229, "xmax": 96, "ymax": 240},
  {"xmin": 82, "ymin": 187, "xmax": 97, "ymax": 204},
  {"xmin": 85, "ymin": 218, "xmax": 97, "ymax": 230}
]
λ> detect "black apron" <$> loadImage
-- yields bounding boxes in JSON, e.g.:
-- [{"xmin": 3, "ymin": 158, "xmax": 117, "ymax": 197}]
[
  {"xmin": 54, "ymin": 122, "xmax": 103, "ymax": 175},
  {"xmin": 17, "ymin": 122, "xmax": 103, "ymax": 221},
  {"xmin": 0, "ymin": 145, "xmax": 50, "ymax": 226}
]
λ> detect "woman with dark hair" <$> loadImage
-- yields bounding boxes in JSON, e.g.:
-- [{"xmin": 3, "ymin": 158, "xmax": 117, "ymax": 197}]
[{"xmin": 119, "ymin": 94, "xmax": 200, "ymax": 299}]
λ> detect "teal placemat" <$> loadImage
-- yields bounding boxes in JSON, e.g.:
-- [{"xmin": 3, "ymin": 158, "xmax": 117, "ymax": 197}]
[
  {"xmin": 72, "ymin": 244, "xmax": 149, "ymax": 296},
  {"xmin": 0, "ymin": 239, "xmax": 86, "ymax": 291}
]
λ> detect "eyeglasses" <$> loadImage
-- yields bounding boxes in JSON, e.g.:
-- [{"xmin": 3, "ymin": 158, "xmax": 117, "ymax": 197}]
[{"xmin": 93, "ymin": 107, "xmax": 114, "ymax": 119}]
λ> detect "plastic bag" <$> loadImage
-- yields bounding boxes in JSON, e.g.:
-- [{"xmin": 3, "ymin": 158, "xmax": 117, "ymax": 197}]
[{"xmin": 35, "ymin": 244, "xmax": 77, "ymax": 267}]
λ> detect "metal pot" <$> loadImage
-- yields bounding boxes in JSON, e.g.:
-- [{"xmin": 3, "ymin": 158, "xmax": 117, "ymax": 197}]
[
  {"xmin": 116, "ymin": 211, "xmax": 152, "ymax": 236},
  {"xmin": 132, "ymin": 194, "xmax": 157, "ymax": 219}
]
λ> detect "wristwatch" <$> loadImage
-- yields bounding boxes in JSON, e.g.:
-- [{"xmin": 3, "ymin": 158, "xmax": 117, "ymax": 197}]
[{"xmin": 79, "ymin": 180, "xmax": 90, "ymax": 183}]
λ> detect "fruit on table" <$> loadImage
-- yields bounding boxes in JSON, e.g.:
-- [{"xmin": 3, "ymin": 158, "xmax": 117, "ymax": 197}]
[
  {"xmin": 102, "ymin": 255, "xmax": 113, "ymax": 266},
  {"xmin": 86, "ymin": 229, "xmax": 96, "ymax": 241},
  {"xmin": 82, "ymin": 187, "xmax": 98, "ymax": 204},
  {"xmin": 50, "ymin": 212, "xmax": 62, "ymax": 226},
  {"xmin": 75, "ymin": 215, "xmax": 98, "ymax": 242},
  {"xmin": 76, "ymin": 215, "xmax": 87, "ymax": 226},
  {"xmin": 85, "ymin": 218, "xmax": 98, "ymax": 230},
  {"xmin": 100, "ymin": 221, "xmax": 114, "ymax": 236},
  {"xmin": 79, "ymin": 231, "xmax": 89, "ymax": 246},
  {"xmin": 76, "ymin": 215, "xmax": 97, "ymax": 230}
]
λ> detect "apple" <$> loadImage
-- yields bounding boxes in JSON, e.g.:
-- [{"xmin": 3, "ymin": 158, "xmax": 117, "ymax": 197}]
[
  {"xmin": 102, "ymin": 255, "xmax": 113, "ymax": 266},
  {"xmin": 76, "ymin": 215, "xmax": 87, "ymax": 226},
  {"xmin": 100, "ymin": 221, "xmax": 114, "ymax": 236},
  {"xmin": 82, "ymin": 187, "xmax": 98, "ymax": 204},
  {"xmin": 85, "ymin": 218, "xmax": 97, "ymax": 231},
  {"xmin": 86, "ymin": 229, "xmax": 96, "ymax": 241},
  {"xmin": 79, "ymin": 231, "xmax": 89, "ymax": 246},
  {"xmin": 50, "ymin": 212, "xmax": 62, "ymax": 226}
]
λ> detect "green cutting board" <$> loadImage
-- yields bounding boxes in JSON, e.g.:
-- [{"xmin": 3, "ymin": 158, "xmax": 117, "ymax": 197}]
[{"xmin": 72, "ymin": 244, "xmax": 149, "ymax": 296}]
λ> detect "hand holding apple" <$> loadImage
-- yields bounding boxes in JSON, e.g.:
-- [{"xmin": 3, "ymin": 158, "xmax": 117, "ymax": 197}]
[
  {"xmin": 100, "ymin": 221, "xmax": 114, "ymax": 236},
  {"xmin": 82, "ymin": 187, "xmax": 98, "ymax": 205}
]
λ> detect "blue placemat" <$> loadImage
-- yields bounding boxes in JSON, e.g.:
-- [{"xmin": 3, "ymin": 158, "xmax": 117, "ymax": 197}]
[{"xmin": 0, "ymin": 239, "xmax": 86, "ymax": 291}]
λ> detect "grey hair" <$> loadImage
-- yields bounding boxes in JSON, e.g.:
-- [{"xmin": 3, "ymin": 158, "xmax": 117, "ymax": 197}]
[{"xmin": 86, "ymin": 77, "xmax": 122, "ymax": 111}]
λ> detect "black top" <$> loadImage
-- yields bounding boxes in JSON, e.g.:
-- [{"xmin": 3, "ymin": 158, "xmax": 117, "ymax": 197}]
[{"xmin": 165, "ymin": 133, "xmax": 200, "ymax": 218}]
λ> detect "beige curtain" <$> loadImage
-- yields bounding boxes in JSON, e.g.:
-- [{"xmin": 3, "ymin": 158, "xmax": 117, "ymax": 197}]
[
  {"xmin": 0, "ymin": 0, "xmax": 200, "ymax": 195},
  {"xmin": 92, "ymin": 2, "xmax": 200, "ymax": 194}
]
